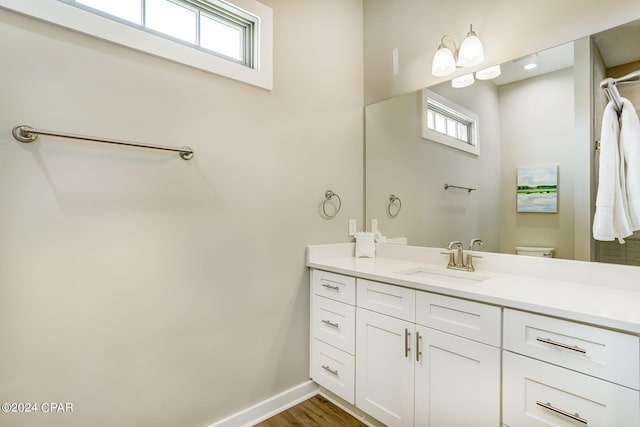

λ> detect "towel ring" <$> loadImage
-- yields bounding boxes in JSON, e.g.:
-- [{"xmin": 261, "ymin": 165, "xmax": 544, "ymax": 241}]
[
  {"xmin": 322, "ymin": 190, "xmax": 342, "ymax": 218},
  {"xmin": 387, "ymin": 194, "xmax": 402, "ymax": 218}
]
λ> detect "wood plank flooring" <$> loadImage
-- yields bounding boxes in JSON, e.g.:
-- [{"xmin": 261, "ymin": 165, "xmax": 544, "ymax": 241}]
[{"xmin": 254, "ymin": 395, "xmax": 367, "ymax": 426}]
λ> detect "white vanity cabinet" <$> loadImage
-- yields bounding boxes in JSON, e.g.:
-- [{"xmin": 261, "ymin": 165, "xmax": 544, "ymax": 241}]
[
  {"xmin": 309, "ymin": 270, "xmax": 356, "ymax": 403},
  {"xmin": 502, "ymin": 308, "xmax": 640, "ymax": 426},
  {"xmin": 309, "ymin": 266, "xmax": 640, "ymax": 427},
  {"xmin": 313, "ymin": 272, "xmax": 501, "ymax": 427}
]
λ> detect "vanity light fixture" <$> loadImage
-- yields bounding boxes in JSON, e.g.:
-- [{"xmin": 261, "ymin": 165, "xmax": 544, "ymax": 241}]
[
  {"xmin": 475, "ymin": 64, "xmax": 501, "ymax": 80},
  {"xmin": 451, "ymin": 73, "xmax": 475, "ymax": 88},
  {"xmin": 431, "ymin": 24, "xmax": 485, "ymax": 77},
  {"xmin": 451, "ymin": 64, "xmax": 500, "ymax": 88}
]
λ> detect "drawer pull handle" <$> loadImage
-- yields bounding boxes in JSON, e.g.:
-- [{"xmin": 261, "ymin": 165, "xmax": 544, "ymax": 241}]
[
  {"xmin": 321, "ymin": 319, "xmax": 339, "ymax": 328},
  {"xmin": 322, "ymin": 283, "xmax": 340, "ymax": 291},
  {"xmin": 536, "ymin": 401, "xmax": 588, "ymax": 424},
  {"xmin": 416, "ymin": 331, "xmax": 422, "ymax": 362},
  {"xmin": 321, "ymin": 365, "xmax": 339, "ymax": 376},
  {"xmin": 536, "ymin": 337, "xmax": 587, "ymax": 354},
  {"xmin": 404, "ymin": 328, "xmax": 411, "ymax": 358}
]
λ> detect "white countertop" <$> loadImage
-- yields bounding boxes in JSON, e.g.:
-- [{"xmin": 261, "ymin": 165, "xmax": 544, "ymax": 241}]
[{"xmin": 307, "ymin": 243, "xmax": 640, "ymax": 334}]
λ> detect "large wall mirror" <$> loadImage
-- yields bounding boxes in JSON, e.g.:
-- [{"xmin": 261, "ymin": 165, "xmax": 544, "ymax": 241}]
[{"xmin": 365, "ymin": 18, "xmax": 640, "ymax": 263}]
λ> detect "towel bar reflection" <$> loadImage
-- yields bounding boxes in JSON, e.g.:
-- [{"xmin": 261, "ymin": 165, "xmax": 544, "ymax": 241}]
[
  {"xmin": 12, "ymin": 125, "xmax": 194, "ymax": 160},
  {"xmin": 444, "ymin": 183, "xmax": 476, "ymax": 193}
]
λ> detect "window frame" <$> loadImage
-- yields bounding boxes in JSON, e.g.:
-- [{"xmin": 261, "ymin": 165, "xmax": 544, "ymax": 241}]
[
  {"xmin": 422, "ymin": 89, "xmax": 479, "ymax": 156},
  {"xmin": 0, "ymin": 0, "xmax": 273, "ymax": 90}
]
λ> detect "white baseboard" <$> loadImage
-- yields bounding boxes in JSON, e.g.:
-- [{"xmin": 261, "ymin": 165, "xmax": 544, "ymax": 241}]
[
  {"xmin": 318, "ymin": 389, "xmax": 381, "ymax": 427},
  {"xmin": 208, "ymin": 380, "xmax": 319, "ymax": 427}
]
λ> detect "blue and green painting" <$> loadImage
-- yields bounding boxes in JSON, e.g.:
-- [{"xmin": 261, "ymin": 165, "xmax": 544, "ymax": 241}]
[{"xmin": 517, "ymin": 164, "xmax": 558, "ymax": 213}]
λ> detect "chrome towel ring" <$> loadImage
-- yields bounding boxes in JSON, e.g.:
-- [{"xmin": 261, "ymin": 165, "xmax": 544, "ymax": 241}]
[
  {"xmin": 387, "ymin": 194, "xmax": 402, "ymax": 218},
  {"xmin": 322, "ymin": 190, "xmax": 342, "ymax": 218}
]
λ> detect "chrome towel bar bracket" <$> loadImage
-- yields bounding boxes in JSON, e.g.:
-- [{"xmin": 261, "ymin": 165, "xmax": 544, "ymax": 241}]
[{"xmin": 12, "ymin": 124, "xmax": 194, "ymax": 160}]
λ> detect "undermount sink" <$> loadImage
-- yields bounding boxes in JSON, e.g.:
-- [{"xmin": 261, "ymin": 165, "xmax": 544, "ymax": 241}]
[{"xmin": 397, "ymin": 267, "xmax": 490, "ymax": 285}]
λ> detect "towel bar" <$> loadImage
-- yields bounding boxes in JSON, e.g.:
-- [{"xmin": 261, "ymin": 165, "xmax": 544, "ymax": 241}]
[{"xmin": 12, "ymin": 124, "xmax": 194, "ymax": 160}]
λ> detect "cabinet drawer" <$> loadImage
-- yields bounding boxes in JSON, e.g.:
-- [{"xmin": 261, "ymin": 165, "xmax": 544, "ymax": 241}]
[
  {"xmin": 416, "ymin": 291, "xmax": 501, "ymax": 347},
  {"xmin": 311, "ymin": 270, "xmax": 355, "ymax": 305},
  {"xmin": 357, "ymin": 279, "xmax": 415, "ymax": 322},
  {"xmin": 504, "ymin": 309, "xmax": 639, "ymax": 389},
  {"xmin": 503, "ymin": 351, "xmax": 640, "ymax": 427},
  {"xmin": 312, "ymin": 296, "xmax": 355, "ymax": 354},
  {"xmin": 310, "ymin": 339, "xmax": 355, "ymax": 404}
]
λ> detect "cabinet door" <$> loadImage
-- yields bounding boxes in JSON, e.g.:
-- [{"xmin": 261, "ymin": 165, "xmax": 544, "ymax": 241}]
[
  {"xmin": 415, "ymin": 325, "xmax": 500, "ymax": 427},
  {"xmin": 356, "ymin": 308, "xmax": 415, "ymax": 427}
]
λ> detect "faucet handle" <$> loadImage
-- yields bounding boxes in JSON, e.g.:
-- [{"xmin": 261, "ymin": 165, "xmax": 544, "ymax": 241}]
[
  {"xmin": 440, "ymin": 250, "xmax": 456, "ymax": 268},
  {"xmin": 469, "ymin": 238, "xmax": 483, "ymax": 251}
]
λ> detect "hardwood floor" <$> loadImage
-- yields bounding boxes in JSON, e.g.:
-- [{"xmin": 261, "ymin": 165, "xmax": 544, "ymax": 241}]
[{"xmin": 254, "ymin": 395, "xmax": 367, "ymax": 426}]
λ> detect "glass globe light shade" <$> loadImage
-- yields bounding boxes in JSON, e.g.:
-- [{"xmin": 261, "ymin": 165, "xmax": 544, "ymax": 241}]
[
  {"xmin": 451, "ymin": 73, "xmax": 475, "ymax": 88},
  {"xmin": 457, "ymin": 27, "xmax": 485, "ymax": 67},
  {"xmin": 432, "ymin": 46, "xmax": 456, "ymax": 77},
  {"xmin": 476, "ymin": 64, "xmax": 501, "ymax": 80}
]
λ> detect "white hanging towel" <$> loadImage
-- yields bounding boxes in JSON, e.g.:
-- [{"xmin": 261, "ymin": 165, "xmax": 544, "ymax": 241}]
[
  {"xmin": 620, "ymin": 98, "xmax": 640, "ymax": 230},
  {"xmin": 593, "ymin": 102, "xmax": 633, "ymax": 242}
]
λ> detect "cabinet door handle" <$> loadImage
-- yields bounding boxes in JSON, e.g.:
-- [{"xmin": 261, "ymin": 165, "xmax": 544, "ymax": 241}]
[
  {"xmin": 321, "ymin": 283, "xmax": 340, "ymax": 291},
  {"xmin": 404, "ymin": 328, "xmax": 411, "ymax": 358},
  {"xmin": 321, "ymin": 319, "xmax": 339, "ymax": 328},
  {"xmin": 536, "ymin": 401, "xmax": 588, "ymax": 424},
  {"xmin": 416, "ymin": 331, "xmax": 422, "ymax": 362},
  {"xmin": 321, "ymin": 365, "xmax": 339, "ymax": 376},
  {"xmin": 536, "ymin": 337, "xmax": 587, "ymax": 354}
]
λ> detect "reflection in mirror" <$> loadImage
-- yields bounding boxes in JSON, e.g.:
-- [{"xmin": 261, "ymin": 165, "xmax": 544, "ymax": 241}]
[{"xmin": 365, "ymin": 18, "xmax": 640, "ymax": 264}]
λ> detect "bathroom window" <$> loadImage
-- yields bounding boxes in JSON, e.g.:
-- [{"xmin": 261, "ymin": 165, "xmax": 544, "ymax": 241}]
[
  {"xmin": 0, "ymin": 0, "xmax": 273, "ymax": 89},
  {"xmin": 422, "ymin": 89, "xmax": 479, "ymax": 156},
  {"xmin": 67, "ymin": 0, "xmax": 253, "ymax": 65}
]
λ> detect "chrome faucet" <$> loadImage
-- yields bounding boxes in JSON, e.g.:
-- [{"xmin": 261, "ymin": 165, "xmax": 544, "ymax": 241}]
[{"xmin": 442, "ymin": 239, "xmax": 483, "ymax": 272}]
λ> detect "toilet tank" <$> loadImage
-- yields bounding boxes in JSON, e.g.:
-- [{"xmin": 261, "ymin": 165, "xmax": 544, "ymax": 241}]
[{"xmin": 514, "ymin": 246, "xmax": 555, "ymax": 257}]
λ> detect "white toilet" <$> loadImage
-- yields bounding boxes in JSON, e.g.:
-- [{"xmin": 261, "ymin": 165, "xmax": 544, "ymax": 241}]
[{"xmin": 514, "ymin": 246, "xmax": 555, "ymax": 257}]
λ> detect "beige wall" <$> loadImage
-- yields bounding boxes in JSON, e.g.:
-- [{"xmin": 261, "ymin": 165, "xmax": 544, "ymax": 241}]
[
  {"xmin": 0, "ymin": 2, "xmax": 363, "ymax": 426},
  {"xmin": 365, "ymin": 80, "xmax": 502, "ymax": 251},
  {"xmin": 498, "ymin": 68, "xmax": 576, "ymax": 258},
  {"xmin": 363, "ymin": 0, "xmax": 640, "ymax": 104}
]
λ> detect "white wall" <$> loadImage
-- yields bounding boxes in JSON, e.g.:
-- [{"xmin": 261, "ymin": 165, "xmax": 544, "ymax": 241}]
[
  {"xmin": 0, "ymin": 2, "xmax": 363, "ymax": 426},
  {"xmin": 498, "ymin": 68, "xmax": 576, "ymax": 258},
  {"xmin": 363, "ymin": 0, "xmax": 640, "ymax": 104}
]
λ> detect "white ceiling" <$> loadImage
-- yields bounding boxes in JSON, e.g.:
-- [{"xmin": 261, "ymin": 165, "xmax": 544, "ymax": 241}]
[
  {"xmin": 492, "ymin": 42, "xmax": 574, "ymax": 86},
  {"xmin": 488, "ymin": 18, "xmax": 640, "ymax": 86},
  {"xmin": 592, "ymin": 18, "xmax": 640, "ymax": 68}
]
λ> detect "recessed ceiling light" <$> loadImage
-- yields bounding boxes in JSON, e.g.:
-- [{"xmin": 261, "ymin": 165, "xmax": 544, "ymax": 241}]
[{"xmin": 524, "ymin": 63, "xmax": 537, "ymax": 70}]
